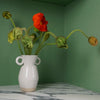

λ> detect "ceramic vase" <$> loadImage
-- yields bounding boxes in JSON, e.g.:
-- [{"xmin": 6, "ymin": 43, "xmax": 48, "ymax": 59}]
[{"xmin": 16, "ymin": 55, "xmax": 41, "ymax": 92}]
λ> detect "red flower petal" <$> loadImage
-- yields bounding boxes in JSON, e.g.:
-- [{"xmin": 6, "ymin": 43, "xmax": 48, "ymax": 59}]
[{"xmin": 32, "ymin": 13, "xmax": 48, "ymax": 32}]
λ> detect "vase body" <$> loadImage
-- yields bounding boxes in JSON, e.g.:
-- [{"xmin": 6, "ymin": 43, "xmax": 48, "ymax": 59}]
[{"xmin": 16, "ymin": 55, "xmax": 41, "ymax": 92}]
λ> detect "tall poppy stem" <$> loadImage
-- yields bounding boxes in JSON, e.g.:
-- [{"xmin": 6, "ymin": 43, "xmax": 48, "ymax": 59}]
[
  {"xmin": 8, "ymin": 15, "xmax": 23, "ymax": 55},
  {"xmin": 45, "ymin": 32, "xmax": 57, "ymax": 39},
  {"xmin": 66, "ymin": 29, "xmax": 89, "ymax": 40}
]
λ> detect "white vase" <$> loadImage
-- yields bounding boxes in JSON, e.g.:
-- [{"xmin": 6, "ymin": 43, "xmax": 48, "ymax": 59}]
[{"xmin": 16, "ymin": 55, "xmax": 41, "ymax": 92}]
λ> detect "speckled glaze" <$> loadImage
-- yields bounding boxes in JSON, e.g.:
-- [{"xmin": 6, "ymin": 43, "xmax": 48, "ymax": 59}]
[{"xmin": 16, "ymin": 55, "xmax": 41, "ymax": 92}]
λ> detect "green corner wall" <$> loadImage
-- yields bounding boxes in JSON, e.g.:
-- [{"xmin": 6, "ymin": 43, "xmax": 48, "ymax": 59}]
[
  {"xmin": 0, "ymin": 0, "xmax": 100, "ymax": 93},
  {"xmin": 64, "ymin": 0, "xmax": 100, "ymax": 92}
]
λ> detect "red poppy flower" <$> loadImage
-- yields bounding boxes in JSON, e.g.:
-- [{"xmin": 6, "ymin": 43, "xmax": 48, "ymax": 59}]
[{"xmin": 32, "ymin": 13, "xmax": 48, "ymax": 32}]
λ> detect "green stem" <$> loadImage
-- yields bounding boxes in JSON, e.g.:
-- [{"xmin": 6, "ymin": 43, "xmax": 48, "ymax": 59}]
[
  {"xmin": 34, "ymin": 32, "xmax": 44, "ymax": 55},
  {"xmin": 35, "ymin": 32, "xmax": 57, "ymax": 55},
  {"xmin": 17, "ymin": 40, "xmax": 23, "ymax": 55},
  {"xmin": 66, "ymin": 29, "xmax": 89, "ymax": 40},
  {"xmin": 28, "ymin": 48, "xmax": 32, "ymax": 55},
  {"xmin": 35, "ymin": 43, "xmax": 56, "ymax": 55},
  {"xmin": 42, "ymin": 32, "xmax": 57, "ymax": 47},
  {"xmin": 24, "ymin": 47, "xmax": 27, "ymax": 55},
  {"xmin": 39, "ymin": 32, "xmax": 44, "ymax": 43},
  {"xmin": 8, "ymin": 15, "xmax": 16, "ymax": 28},
  {"xmin": 40, "ymin": 32, "xmax": 56, "ymax": 49},
  {"xmin": 45, "ymin": 32, "xmax": 57, "ymax": 39},
  {"xmin": 40, "ymin": 43, "xmax": 56, "ymax": 51},
  {"xmin": 8, "ymin": 15, "xmax": 24, "ymax": 55},
  {"xmin": 33, "ymin": 35, "xmax": 41, "ymax": 44},
  {"xmin": 24, "ymin": 48, "xmax": 32, "ymax": 55}
]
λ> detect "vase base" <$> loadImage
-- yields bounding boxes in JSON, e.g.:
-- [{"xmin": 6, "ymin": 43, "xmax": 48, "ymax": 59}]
[{"xmin": 20, "ymin": 87, "xmax": 36, "ymax": 92}]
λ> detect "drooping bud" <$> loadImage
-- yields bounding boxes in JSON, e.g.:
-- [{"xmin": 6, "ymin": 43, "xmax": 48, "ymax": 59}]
[
  {"xmin": 88, "ymin": 36, "xmax": 98, "ymax": 46},
  {"xmin": 22, "ymin": 36, "xmax": 33, "ymax": 49},
  {"xmin": 44, "ymin": 33, "xmax": 50, "ymax": 41},
  {"xmin": 8, "ymin": 30, "xmax": 14, "ymax": 43},
  {"xmin": 2, "ymin": 11, "xmax": 12, "ymax": 19},
  {"xmin": 13, "ymin": 27, "xmax": 23, "ymax": 40},
  {"xmin": 56, "ymin": 36, "xmax": 68, "ymax": 48}
]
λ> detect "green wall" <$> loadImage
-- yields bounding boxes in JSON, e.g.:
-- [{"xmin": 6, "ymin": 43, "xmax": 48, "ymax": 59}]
[
  {"xmin": 0, "ymin": 0, "xmax": 65, "ymax": 85},
  {"xmin": 1, "ymin": 0, "xmax": 100, "ymax": 93},
  {"xmin": 64, "ymin": 0, "xmax": 100, "ymax": 92}
]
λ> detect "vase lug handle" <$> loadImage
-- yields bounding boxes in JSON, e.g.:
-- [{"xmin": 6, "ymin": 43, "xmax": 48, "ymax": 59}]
[
  {"xmin": 35, "ymin": 56, "xmax": 41, "ymax": 65},
  {"xmin": 16, "ymin": 56, "xmax": 23, "ymax": 66}
]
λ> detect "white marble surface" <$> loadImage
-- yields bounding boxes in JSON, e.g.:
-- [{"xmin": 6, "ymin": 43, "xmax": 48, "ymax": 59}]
[{"xmin": 0, "ymin": 83, "xmax": 100, "ymax": 100}]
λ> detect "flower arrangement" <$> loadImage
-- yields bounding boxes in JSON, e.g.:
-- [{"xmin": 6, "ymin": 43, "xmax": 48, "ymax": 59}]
[{"xmin": 2, "ymin": 11, "xmax": 98, "ymax": 55}]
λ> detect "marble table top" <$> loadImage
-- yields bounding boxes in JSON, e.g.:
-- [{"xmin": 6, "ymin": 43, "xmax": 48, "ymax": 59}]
[{"xmin": 0, "ymin": 83, "xmax": 100, "ymax": 100}]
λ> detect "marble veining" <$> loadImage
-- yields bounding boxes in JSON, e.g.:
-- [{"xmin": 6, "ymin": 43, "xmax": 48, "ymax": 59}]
[{"xmin": 0, "ymin": 83, "xmax": 100, "ymax": 100}]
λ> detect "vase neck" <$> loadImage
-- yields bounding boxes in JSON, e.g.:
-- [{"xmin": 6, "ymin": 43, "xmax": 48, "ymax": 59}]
[{"xmin": 22, "ymin": 55, "xmax": 38, "ymax": 66}]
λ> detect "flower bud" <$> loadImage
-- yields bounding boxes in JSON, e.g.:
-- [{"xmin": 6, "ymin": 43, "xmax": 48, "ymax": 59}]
[
  {"xmin": 13, "ymin": 27, "xmax": 23, "ymax": 40},
  {"xmin": 88, "ymin": 36, "xmax": 98, "ymax": 46},
  {"xmin": 8, "ymin": 30, "xmax": 14, "ymax": 43},
  {"xmin": 2, "ymin": 11, "xmax": 12, "ymax": 19},
  {"xmin": 44, "ymin": 33, "xmax": 50, "ymax": 41},
  {"xmin": 22, "ymin": 36, "xmax": 33, "ymax": 49},
  {"xmin": 56, "ymin": 36, "xmax": 67, "ymax": 48}
]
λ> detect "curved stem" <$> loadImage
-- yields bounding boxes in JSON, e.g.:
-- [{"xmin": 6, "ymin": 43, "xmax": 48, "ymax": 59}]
[
  {"xmin": 35, "ymin": 43, "xmax": 56, "ymax": 55},
  {"xmin": 35, "ymin": 32, "xmax": 57, "ymax": 55},
  {"xmin": 45, "ymin": 32, "xmax": 57, "ymax": 39},
  {"xmin": 33, "ymin": 35, "xmax": 41, "ymax": 44},
  {"xmin": 8, "ymin": 15, "xmax": 24, "ymax": 55},
  {"xmin": 40, "ymin": 43, "xmax": 56, "ymax": 51},
  {"xmin": 41, "ymin": 32, "xmax": 57, "ymax": 49},
  {"xmin": 66, "ymin": 29, "xmax": 89, "ymax": 40},
  {"xmin": 8, "ymin": 15, "xmax": 16, "ymax": 28}
]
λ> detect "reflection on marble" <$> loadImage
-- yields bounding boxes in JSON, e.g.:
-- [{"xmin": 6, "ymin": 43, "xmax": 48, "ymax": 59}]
[{"xmin": 0, "ymin": 83, "xmax": 100, "ymax": 100}]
